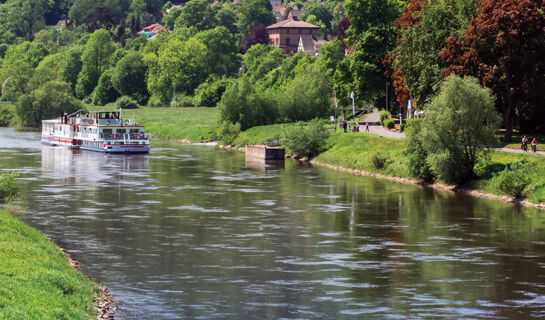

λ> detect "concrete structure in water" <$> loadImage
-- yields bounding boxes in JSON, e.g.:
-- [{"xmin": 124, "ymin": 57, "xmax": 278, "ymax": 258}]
[{"xmin": 246, "ymin": 145, "xmax": 285, "ymax": 160}]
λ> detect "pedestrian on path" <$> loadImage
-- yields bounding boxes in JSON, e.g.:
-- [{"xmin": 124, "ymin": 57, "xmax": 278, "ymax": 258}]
[
  {"xmin": 522, "ymin": 136, "xmax": 529, "ymax": 152},
  {"xmin": 531, "ymin": 138, "xmax": 538, "ymax": 153},
  {"xmin": 365, "ymin": 121, "xmax": 369, "ymax": 132}
]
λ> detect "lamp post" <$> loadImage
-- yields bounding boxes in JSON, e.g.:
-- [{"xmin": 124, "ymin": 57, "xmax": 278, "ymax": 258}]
[{"xmin": 385, "ymin": 82, "xmax": 389, "ymax": 112}]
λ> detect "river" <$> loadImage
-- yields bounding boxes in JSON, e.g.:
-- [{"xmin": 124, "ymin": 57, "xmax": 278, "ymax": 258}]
[{"xmin": 2, "ymin": 128, "xmax": 545, "ymax": 319}]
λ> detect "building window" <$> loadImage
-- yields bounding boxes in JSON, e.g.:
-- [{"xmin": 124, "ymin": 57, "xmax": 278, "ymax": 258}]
[{"xmin": 286, "ymin": 37, "xmax": 290, "ymax": 45}]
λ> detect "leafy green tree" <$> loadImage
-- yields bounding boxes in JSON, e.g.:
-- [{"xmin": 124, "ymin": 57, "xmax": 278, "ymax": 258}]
[
  {"xmin": 75, "ymin": 29, "xmax": 115, "ymax": 98},
  {"xmin": 193, "ymin": 76, "xmax": 230, "ymax": 107},
  {"xmin": 16, "ymin": 80, "xmax": 82, "ymax": 127},
  {"xmin": 278, "ymin": 61, "xmax": 332, "ymax": 122},
  {"xmin": 237, "ymin": 0, "xmax": 275, "ymax": 37},
  {"xmin": 300, "ymin": 3, "xmax": 333, "ymax": 33},
  {"xmin": 415, "ymin": 75, "xmax": 500, "ymax": 184},
  {"xmin": 145, "ymin": 37, "xmax": 208, "ymax": 104},
  {"xmin": 283, "ymin": 118, "xmax": 330, "ymax": 158},
  {"xmin": 111, "ymin": 51, "xmax": 148, "ymax": 103},
  {"xmin": 1, "ymin": 63, "xmax": 33, "ymax": 102},
  {"xmin": 69, "ymin": 0, "xmax": 123, "ymax": 30},
  {"xmin": 161, "ymin": 6, "xmax": 182, "ymax": 30},
  {"xmin": 392, "ymin": 0, "xmax": 479, "ymax": 105},
  {"xmin": 0, "ymin": 0, "xmax": 48, "ymax": 40},
  {"xmin": 28, "ymin": 53, "xmax": 64, "ymax": 91},
  {"xmin": 195, "ymin": 26, "xmax": 240, "ymax": 77},
  {"xmin": 58, "ymin": 45, "xmax": 84, "ymax": 93},
  {"xmin": 91, "ymin": 68, "xmax": 119, "ymax": 105},
  {"xmin": 318, "ymin": 38, "xmax": 344, "ymax": 72},
  {"xmin": 174, "ymin": 0, "xmax": 217, "ymax": 31},
  {"xmin": 242, "ymin": 44, "xmax": 285, "ymax": 80},
  {"xmin": 335, "ymin": 0, "xmax": 403, "ymax": 106}
]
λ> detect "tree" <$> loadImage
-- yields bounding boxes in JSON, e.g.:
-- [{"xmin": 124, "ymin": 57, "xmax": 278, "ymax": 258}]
[
  {"xmin": 111, "ymin": 51, "xmax": 148, "ymax": 103},
  {"xmin": 443, "ymin": 0, "xmax": 545, "ymax": 142},
  {"xmin": 58, "ymin": 45, "xmax": 84, "ymax": 94},
  {"xmin": 391, "ymin": 0, "xmax": 480, "ymax": 106},
  {"xmin": 174, "ymin": 0, "xmax": 217, "ymax": 31},
  {"xmin": 145, "ymin": 37, "xmax": 208, "ymax": 104},
  {"xmin": 0, "ymin": 0, "xmax": 48, "ymax": 40},
  {"xmin": 91, "ymin": 69, "xmax": 119, "ymax": 105},
  {"xmin": 334, "ymin": 0, "xmax": 404, "ymax": 107},
  {"xmin": 68, "ymin": 0, "xmax": 123, "ymax": 30},
  {"xmin": 318, "ymin": 39, "xmax": 344, "ymax": 72},
  {"xmin": 237, "ymin": 0, "xmax": 275, "ymax": 37},
  {"xmin": 240, "ymin": 23, "xmax": 269, "ymax": 53},
  {"xmin": 16, "ymin": 80, "xmax": 82, "ymax": 127},
  {"xmin": 300, "ymin": 3, "xmax": 333, "ymax": 33},
  {"xmin": 414, "ymin": 75, "xmax": 500, "ymax": 184},
  {"xmin": 195, "ymin": 26, "xmax": 240, "ymax": 77},
  {"xmin": 75, "ymin": 29, "xmax": 115, "ymax": 98}
]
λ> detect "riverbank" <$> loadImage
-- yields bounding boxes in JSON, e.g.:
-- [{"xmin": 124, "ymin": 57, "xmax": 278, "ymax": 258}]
[
  {"xmin": 0, "ymin": 209, "xmax": 113, "ymax": 319},
  {"xmin": 223, "ymin": 124, "xmax": 545, "ymax": 209}
]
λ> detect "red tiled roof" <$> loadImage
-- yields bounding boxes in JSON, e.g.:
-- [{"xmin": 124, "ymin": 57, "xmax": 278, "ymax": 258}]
[
  {"xmin": 138, "ymin": 23, "xmax": 171, "ymax": 34},
  {"xmin": 266, "ymin": 18, "xmax": 319, "ymax": 29}
]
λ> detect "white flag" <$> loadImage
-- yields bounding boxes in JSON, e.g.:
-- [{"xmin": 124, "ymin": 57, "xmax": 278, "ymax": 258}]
[{"xmin": 350, "ymin": 91, "xmax": 355, "ymax": 119}]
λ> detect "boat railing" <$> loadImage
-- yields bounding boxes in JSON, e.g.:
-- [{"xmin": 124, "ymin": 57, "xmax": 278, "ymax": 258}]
[{"xmin": 102, "ymin": 133, "xmax": 150, "ymax": 141}]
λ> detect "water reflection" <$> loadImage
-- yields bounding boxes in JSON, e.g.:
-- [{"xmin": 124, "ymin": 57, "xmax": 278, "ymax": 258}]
[{"xmin": 0, "ymin": 128, "xmax": 544, "ymax": 319}]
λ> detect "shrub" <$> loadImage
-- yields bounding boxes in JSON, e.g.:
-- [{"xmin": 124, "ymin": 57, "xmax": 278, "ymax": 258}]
[
  {"xmin": 115, "ymin": 96, "xmax": 139, "ymax": 109},
  {"xmin": 283, "ymin": 119, "xmax": 330, "ymax": 158},
  {"xmin": 371, "ymin": 152, "xmax": 389, "ymax": 170},
  {"xmin": 147, "ymin": 95, "xmax": 164, "ymax": 107},
  {"xmin": 0, "ymin": 103, "xmax": 16, "ymax": 126},
  {"xmin": 379, "ymin": 110, "xmax": 391, "ymax": 126},
  {"xmin": 193, "ymin": 77, "xmax": 229, "ymax": 107},
  {"xmin": 218, "ymin": 121, "xmax": 241, "ymax": 146},
  {"xmin": 399, "ymin": 124, "xmax": 405, "ymax": 132},
  {"xmin": 404, "ymin": 119, "xmax": 435, "ymax": 182},
  {"xmin": 0, "ymin": 172, "xmax": 18, "ymax": 203},
  {"xmin": 171, "ymin": 94, "xmax": 194, "ymax": 108},
  {"xmin": 383, "ymin": 118, "xmax": 395, "ymax": 129},
  {"xmin": 492, "ymin": 161, "xmax": 531, "ymax": 198}
]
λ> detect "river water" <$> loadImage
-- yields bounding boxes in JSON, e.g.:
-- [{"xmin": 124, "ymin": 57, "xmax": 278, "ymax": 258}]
[{"xmin": 3, "ymin": 128, "xmax": 545, "ymax": 319}]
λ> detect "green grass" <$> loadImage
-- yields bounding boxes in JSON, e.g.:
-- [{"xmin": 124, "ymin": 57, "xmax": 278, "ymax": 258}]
[
  {"xmin": 237, "ymin": 123, "xmax": 290, "ymax": 145},
  {"xmin": 0, "ymin": 210, "xmax": 100, "ymax": 319},
  {"xmin": 86, "ymin": 105, "xmax": 219, "ymax": 142}
]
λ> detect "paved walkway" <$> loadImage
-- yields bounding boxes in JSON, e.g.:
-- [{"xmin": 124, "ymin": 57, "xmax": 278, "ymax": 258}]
[{"xmin": 357, "ymin": 111, "xmax": 545, "ymax": 156}]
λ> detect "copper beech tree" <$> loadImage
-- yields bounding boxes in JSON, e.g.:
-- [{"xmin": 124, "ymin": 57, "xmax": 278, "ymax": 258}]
[{"xmin": 442, "ymin": 0, "xmax": 545, "ymax": 142}]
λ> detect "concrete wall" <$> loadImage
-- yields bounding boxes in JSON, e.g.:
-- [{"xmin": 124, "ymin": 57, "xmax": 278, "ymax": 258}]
[{"xmin": 246, "ymin": 145, "xmax": 285, "ymax": 160}]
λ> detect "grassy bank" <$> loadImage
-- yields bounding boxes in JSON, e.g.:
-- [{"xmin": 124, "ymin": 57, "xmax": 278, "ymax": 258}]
[
  {"xmin": 0, "ymin": 210, "xmax": 101, "ymax": 319},
  {"xmin": 238, "ymin": 123, "xmax": 545, "ymax": 205},
  {"xmin": 87, "ymin": 105, "xmax": 219, "ymax": 142}
]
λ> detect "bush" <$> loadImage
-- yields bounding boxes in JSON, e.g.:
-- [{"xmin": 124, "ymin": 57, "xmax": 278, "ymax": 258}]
[
  {"xmin": 494, "ymin": 161, "xmax": 531, "ymax": 198},
  {"xmin": 383, "ymin": 118, "xmax": 395, "ymax": 129},
  {"xmin": 0, "ymin": 172, "xmax": 18, "ymax": 203},
  {"xmin": 379, "ymin": 110, "xmax": 391, "ymax": 126},
  {"xmin": 115, "ymin": 96, "xmax": 140, "ymax": 109},
  {"xmin": 404, "ymin": 119, "xmax": 435, "ymax": 182},
  {"xmin": 171, "ymin": 94, "xmax": 194, "ymax": 108},
  {"xmin": 218, "ymin": 121, "xmax": 241, "ymax": 146},
  {"xmin": 147, "ymin": 95, "xmax": 164, "ymax": 107},
  {"xmin": 399, "ymin": 124, "xmax": 405, "ymax": 132},
  {"xmin": 371, "ymin": 152, "xmax": 389, "ymax": 170},
  {"xmin": 283, "ymin": 119, "xmax": 330, "ymax": 158},
  {"xmin": 0, "ymin": 103, "xmax": 16, "ymax": 126},
  {"xmin": 193, "ymin": 77, "xmax": 229, "ymax": 107}
]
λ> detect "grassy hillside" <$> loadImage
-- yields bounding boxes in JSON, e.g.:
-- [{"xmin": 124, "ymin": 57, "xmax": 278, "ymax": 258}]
[{"xmin": 0, "ymin": 210, "xmax": 100, "ymax": 319}]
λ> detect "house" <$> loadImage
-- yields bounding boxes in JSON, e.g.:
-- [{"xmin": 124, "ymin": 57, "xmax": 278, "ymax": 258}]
[
  {"xmin": 55, "ymin": 20, "xmax": 73, "ymax": 30},
  {"xmin": 287, "ymin": 9, "xmax": 303, "ymax": 20},
  {"xmin": 266, "ymin": 18, "xmax": 320, "ymax": 54},
  {"xmin": 138, "ymin": 23, "xmax": 171, "ymax": 40},
  {"xmin": 271, "ymin": 4, "xmax": 286, "ymax": 22}
]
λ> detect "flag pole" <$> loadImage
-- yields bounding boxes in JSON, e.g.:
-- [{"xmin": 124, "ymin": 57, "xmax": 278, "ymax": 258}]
[{"xmin": 334, "ymin": 91, "xmax": 338, "ymax": 132}]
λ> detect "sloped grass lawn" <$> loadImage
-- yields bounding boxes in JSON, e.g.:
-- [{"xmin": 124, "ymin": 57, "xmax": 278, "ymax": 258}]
[
  {"xmin": 87, "ymin": 106, "xmax": 219, "ymax": 142},
  {"xmin": 0, "ymin": 210, "xmax": 99, "ymax": 319}
]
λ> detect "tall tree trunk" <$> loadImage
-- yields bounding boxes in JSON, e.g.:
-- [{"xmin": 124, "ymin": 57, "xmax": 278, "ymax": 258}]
[{"xmin": 503, "ymin": 82, "xmax": 513, "ymax": 143}]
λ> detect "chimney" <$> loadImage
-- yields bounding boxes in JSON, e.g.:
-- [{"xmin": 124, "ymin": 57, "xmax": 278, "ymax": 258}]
[{"xmin": 292, "ymin": 16, "xmax": 299, "ymax": 21}]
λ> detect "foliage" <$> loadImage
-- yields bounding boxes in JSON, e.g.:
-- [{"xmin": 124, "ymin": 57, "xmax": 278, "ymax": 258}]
[
  {"xmin": 237, "ymin": 0, "xmax": 275, "ymax": 37},
  {"xmin": 170, "ymin": 93, "xmax": 194, "ymax": 108},
  {"xmin": 0, "ymin": 171, "xmax": 18, "ymax": 203},
  {"xmin": 194, "ymin": 26, "xmax": 240, "ymax": 77},
  {"xmin": 283, "ymin": 119, "xmax": 330, "ymax": 158},
  {"xmin": 0, "ymin": 102, "xmax": 16, "ymax": 126},
  {"xmin": 318, "ymin": 39, "xmax": 344, "ymax": 72},
  {"xmin": 58, "ymin": 46, "xmax": 85, "ymax": 94},
  {"xmin": 391, "ymin": 0, "xmax": 479, "ymax": 105},
  {"xmin": 16, "ymin": 80, "xmax": 82, "ymax": 127},
  {"xmin": 379, "ymin": 110, "xmax": 391, "ymax": 126},
  {"xmin": 371, "ymin": 152, "xmax": 389, "ymax": 169},
  {"xmin": 240, "ymin": 23, "xmax": 269, "ymax": 53},
  {"xmin": 334, "ymin": 0, "xmax": 404, "ymax": 107},
  {"xmin": 91, "ymin": 68, "xmax": 119, "ymax": 106},
  {"xmin": 111, "ymin": 51, "xmax": 148, "ymax": 104},
  {"xmin": 494, "ymin": 161, "xmax": 531, "ymax": 198},
  {"xmin": 218, "ymin": 121, "xmax": 241, "ymax": 146},
  {"xmin": 115, "ymin": 95, "xmax": 140, "ymax": 109},
  {"xmin": 443, "ymin": 0, "xmax": 545, "ymax": 142},
  {"xmin": 174, "ymin": 0, "xmax": 217, "ymax": 31},
  {"xmin": 418, "ymin": 75, "xmax": 500, "ymax": 184},
  {"xmin": 76, "ymin": 29, "xmax": 115, "ymax": 98},
  {"xmin": 383, "ymin": 118, "xmax": 395, "ymax": 129},
  {"xmin": 404, "ymin": 118, "xmax": 435, "ymax": 182},
  {"xmin": 193, "ymin": 76, "xmax": 229, "ymax": 107}
]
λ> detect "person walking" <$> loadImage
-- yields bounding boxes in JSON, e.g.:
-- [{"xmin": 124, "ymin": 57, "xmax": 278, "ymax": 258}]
[
  {"xmin": 365, "ymin": 120, "xmax": 369, "ymax": 132},
  {"xmin": 531, "ymin": 137, "xmax": 538, "ymax": 153},
  {"xmin": 522, "ymin": 136, "xmax": 529, "ymax": 152},
  {"xmin": 347, "ymin": 122, "xmax": 351, "ymax": 133}
]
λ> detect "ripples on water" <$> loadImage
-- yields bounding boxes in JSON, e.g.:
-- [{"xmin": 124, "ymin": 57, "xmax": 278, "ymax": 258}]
[{"xmin": 2, "ymin": 128, "xmax": 545, "ymax": 319}]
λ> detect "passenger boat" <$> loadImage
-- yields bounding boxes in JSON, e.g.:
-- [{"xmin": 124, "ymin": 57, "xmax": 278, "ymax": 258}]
[{"xmin": 41, "ymin": 110, "xmax": 151, "ymax": 153}]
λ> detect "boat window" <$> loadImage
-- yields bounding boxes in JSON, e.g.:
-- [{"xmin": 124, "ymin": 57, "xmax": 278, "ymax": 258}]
[{"xmin": 130, "ymin": 129, "xmax": 140, "ymax": 133}]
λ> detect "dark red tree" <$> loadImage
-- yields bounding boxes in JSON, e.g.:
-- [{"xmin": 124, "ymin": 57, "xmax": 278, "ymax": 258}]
[
  {"xmin": 240, "ymin": 23, "xmax": 269, "ymax": 53},
  {"xmin": 383, "ymin": 0, "xmax": 423, "ymax": 108},
  {"xmin": 443, "ymin": 0, "xmax": 545, "ymax": 141}
]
